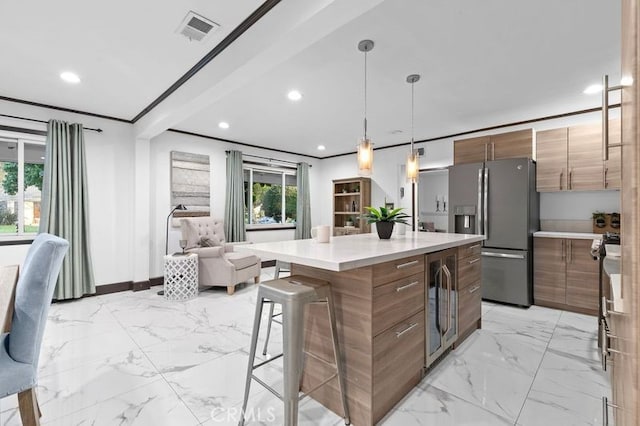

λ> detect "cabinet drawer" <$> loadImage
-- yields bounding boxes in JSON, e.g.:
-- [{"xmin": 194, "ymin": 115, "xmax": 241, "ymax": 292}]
[
  {"xmin": 457, "ymin": 242, "xmax": 482, "ymax": 260},
  {"xmin": 372, "ymin": 255, "xmax": 424, "ymax": 287},
  {"xmin": 458, "ymin": 254, "xmax": 481, "ymax": 289},
  {"xmin": 458, "ymin": 280, "xmax": 482, "ymax": 334},
  {"xmin": 373, "ymin": 273, "xmax": 424, "ymax": 336},
  {"xmin": 373, "ymin": 310, "xmax": 425, "ymax": 422}
]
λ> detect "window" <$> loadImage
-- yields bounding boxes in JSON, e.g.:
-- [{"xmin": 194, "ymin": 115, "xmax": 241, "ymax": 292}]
[
  {"xmin": 244, "ymin": 165, "xmax": 297, "ymax": 227},
  {"xmin": 0, "ymin": 137, "xmax": 45, "ymax": 236}
]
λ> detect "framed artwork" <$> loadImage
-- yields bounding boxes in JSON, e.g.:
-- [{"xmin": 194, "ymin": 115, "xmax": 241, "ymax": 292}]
[
  {"xmin": 170, "ymin": 151, "xmax": 210, "ymax": 225},
  {"xmin": 385, "ymin": 202, "xmax": 394, "ymax": 210}
]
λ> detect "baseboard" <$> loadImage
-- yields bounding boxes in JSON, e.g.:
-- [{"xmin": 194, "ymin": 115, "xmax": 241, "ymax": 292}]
[
  {"xmin": 132, "ymin": 280, "xmax": 151, "ymax": 292},
  {"xmin": 95, "ymin": 281, "xmax": 133, "ymax": 295},
  {"xmin": 150, "ymin": 276, "xmax": 163, "ymax": 286},
  {"xmin": 93, "ymin": 276, "xmax": 163, "ymax": 296},
  {"xmin": 534, "ymin": 300, "xmax": 597, "ymax": 316}
]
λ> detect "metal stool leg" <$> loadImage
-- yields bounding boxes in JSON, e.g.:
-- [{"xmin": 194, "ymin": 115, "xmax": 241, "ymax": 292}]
[
  {"xmin": 262, "ymin": 261, "xmax": 284, "ymax": 356},
  {"xmin": 282, "ymin": 300, "xmax": 305, "ymax": 426},
  {"xmin": 262, "ymin": 302, "xmax": 275, "ymax": 356},
  {"xmin": 239, "ymin": 295, "xmax": 266, "ymax": 426},
  {"xmin": 275, "ymin": 263, "xmax": 281, "ymax": 279},
  {"xmin": 325, "ymin": 291, "xmax": 351, "ymax": 425}
]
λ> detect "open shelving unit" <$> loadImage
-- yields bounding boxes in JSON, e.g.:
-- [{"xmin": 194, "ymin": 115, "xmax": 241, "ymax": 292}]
[{"xmin": 332, "ymin": 177, "xmax": 371, "ymax": 236}]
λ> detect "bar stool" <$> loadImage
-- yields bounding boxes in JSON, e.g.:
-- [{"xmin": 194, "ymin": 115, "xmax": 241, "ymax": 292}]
[
  {"xmin": 262, "ymin": 260, "xmax": 290, "ymax": 355},
  {"xmin": 239, "ymin": 275, "xmax": 350, "ymax": 426}
]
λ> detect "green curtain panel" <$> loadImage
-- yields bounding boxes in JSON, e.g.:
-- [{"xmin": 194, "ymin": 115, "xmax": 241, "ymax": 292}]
[
  {"xmin": 40, "ymin": 120, "xmax": 95, "ymax": 300},
  {"xmin": 224, "ymin": 150, "xmax": 246, "ymax": 242},
  {"xmin": 295, "ymin": 162, "xmax": 311, "ymax": 239}
]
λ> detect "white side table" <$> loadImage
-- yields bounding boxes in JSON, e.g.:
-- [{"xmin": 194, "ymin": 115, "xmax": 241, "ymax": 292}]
[{"xmin": 163, "ymin": 253, "xmax": 198, "ymax": 301}]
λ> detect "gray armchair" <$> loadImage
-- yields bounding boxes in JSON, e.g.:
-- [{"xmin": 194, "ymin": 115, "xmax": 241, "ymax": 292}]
[
  {"xmin": 180, "ymin": 217, "xmax": 261, "ymax": 295},
  {"xmin": 0, "ymin": 233, "xmax": 69, "ymax": 426}
]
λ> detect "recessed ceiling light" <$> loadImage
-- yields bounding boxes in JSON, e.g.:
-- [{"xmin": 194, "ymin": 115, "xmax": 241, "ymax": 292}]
[
  {"xmin": 621, "ymin": 76, "xmax": 634, "ymax": 86},
  {"xmin": 218, "ymin": 122, "xmax": 229, "ymax": 129},
  {"xmin": 317, "ymin": 145, "xmax": 326, "ymax": 151},
  {"xmin": 583, "ymin": 84, "xmax": 603, "ymax": 95},
  {"xmin": 40, "ymin": 156, "xmax": 45, "ymax": 160},
  {"xmin": 60, "ymin": 71, "xmax": 81, "ymax": 84},
  {"xmin": 287, "ymin": 90, "xmax": 302, "ymax": 101}
]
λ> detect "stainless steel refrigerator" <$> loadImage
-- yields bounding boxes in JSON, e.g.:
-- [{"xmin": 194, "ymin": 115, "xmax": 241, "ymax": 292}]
[{"xmin": 448, "ymin": 158, "xmax": 539, "ymax": 306}]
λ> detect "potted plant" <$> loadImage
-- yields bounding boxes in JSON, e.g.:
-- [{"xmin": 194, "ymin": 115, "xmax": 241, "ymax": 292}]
[
  {"xmin": 611, "ymin": 212, "xmax": 620, "ymax": 228},
  {"xmin": 363, "ymin": 206, "xmax": 410, "ymax": 239},
  {"xmin": 593, "ymin": 211, "xmax": 606, "ymax": 228},
  {"xmin": 345, "ymin": 216, "xmax": 355, "ymax": 227}
]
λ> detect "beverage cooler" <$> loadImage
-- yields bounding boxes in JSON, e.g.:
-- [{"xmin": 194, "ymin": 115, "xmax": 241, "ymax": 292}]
[{"xmin": 426, "ymin": 248, "xmax": 458, "ymax": 367}]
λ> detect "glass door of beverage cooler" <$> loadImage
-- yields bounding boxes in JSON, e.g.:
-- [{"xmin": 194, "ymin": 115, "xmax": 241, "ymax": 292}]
[
  {"xmin": 426, "ymin": 254, "xmax": 443, "ymax": 367},
  {"xmin": 442, "ymin": 250, "xmax": 458, "ymax": 349},
  {"xmin": 426, "ymin": 249, "xmax": 458, "ymax": 368}
]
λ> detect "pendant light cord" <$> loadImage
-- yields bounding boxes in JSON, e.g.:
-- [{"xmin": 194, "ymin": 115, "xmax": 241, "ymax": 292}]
[
  {"xmin": 411, "ymin": 79, "xmax": 415, "ymax": 151},
  {"xmin": 364, "ymin": 49, "xmax": 368, "ymax": 139}
]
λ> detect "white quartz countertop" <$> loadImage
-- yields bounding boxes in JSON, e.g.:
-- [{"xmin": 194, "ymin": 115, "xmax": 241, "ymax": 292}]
[
  {"xmin": 237, "ymin": 232, "xmax": 485, "ymax": 272},
  {"xmin": 534, "ymin": 231, "xmax": 603, "ymax": 240}
]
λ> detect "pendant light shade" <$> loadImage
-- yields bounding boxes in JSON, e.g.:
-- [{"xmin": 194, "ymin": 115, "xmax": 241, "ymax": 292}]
[
  {"xmin": 406, "ymin": 151, "xmax": 419, "ymax": 183},
  {"xmin": 406, "ymin": 74, "xmax": 421, "ymax": 183},
  {"xmin": 357, "ymin": 40, "xmax": 374, "ymax": 176},
  {"xmin": 357, "ymin": 138, "xmax": 373, "ymax": 175}
]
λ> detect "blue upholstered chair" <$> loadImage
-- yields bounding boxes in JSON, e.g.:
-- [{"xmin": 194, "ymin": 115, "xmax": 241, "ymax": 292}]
[{"xmin": 0, "ymin": 233, "xmax": 69, "ymax": 426}]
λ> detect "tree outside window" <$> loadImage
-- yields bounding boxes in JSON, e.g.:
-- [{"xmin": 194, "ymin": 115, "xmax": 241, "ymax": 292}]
[
  {"xmin": 0, "ymin": 139, "xmax": 45, "ymax": 235},
  {"xmin": 244, "ymin": 166, "xmax": 297, "ymax": 226}
]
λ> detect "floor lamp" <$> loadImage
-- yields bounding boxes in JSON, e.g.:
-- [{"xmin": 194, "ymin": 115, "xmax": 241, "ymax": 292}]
[
  {"xmin": 166, "ymin": 204, "xmax": 187, "ymax": 255},
  {"xmin": 159, "ymin": 204, "xmax": 187, "ymax": 296}
]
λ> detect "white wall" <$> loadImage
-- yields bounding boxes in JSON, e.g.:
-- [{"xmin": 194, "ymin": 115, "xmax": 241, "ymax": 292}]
[
  {"xmin": 0, "ymin": 100, "xmax": 135, "ymax": 286},
  {"xmin": 148, "ymin": 131, "xmax": 321, "ymax": 277},
  {"xmin": 540, "ymin": 191, "xmax": 621, "ymax": 220}
]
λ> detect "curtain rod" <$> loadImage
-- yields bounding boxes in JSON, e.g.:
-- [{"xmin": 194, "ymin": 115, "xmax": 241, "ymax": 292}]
[
  {"xmin": 0, "ymin": 113, "xmax": 103, "ymax": 133},
  {"xmin": 227, "ymin": 151, "xmax": 312, "ymax": 167}
]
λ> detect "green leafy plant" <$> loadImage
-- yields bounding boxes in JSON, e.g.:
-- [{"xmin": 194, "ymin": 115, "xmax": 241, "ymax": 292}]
[{"xmin": 363, "ymin": 206, "xmax": 410, "ymax": 225}]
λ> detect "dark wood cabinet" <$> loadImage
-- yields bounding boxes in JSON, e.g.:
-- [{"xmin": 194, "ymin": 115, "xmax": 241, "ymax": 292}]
[
  {"xmin": 536, "ymin": 119, "xmax": 621, "ymax": 192},
  {"xmin": 453, "ymin": 129, "xmax": 533, "ymax": 165},
  {"xmin": 455, "ymin": 242, "xmax": 482, "ymax": 345},
  {"xmin": 533, "ymin": 237, "xmax": 599, "ymax": 315}
]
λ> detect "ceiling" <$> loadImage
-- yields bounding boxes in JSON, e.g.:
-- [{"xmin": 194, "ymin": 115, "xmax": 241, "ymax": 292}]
[{"xmin": 0, "ymin": 0, "xmax": 622, "ymax": 158}]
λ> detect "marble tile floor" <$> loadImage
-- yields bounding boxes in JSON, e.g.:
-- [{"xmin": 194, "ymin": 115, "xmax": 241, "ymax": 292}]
[{"xmin": 0, "ymin": 268, "xmax": 609, "ymax": 426}]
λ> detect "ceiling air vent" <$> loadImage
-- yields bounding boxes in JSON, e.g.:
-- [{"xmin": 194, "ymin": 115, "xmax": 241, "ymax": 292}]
[{"xmin": 177, "ymin": 11, "xmax": 219, "ymax": 42}]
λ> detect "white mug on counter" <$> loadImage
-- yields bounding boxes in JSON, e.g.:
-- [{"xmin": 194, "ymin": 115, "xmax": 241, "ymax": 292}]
[{"xmin": 311, "ymin": 225, "xmax": 331, "ymax": 243}]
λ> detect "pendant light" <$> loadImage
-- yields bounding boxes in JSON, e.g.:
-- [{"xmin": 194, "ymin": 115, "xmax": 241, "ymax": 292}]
[
  {"xmin": 406, "ymin": 74, "xmax": 420, "ymax": 183},
  {"xmin": 357, "ymin": 40, "xmax": 374, "ymax": 176}
]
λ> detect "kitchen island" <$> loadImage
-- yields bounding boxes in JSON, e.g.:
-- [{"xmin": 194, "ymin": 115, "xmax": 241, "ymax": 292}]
[{"xmin": 238, "ymin": 231, "xmax": 485, "ymax": 425}]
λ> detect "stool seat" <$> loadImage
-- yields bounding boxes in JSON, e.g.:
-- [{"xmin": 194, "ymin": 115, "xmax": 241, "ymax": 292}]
[
  {"xmin": 239, "ymin": 275, "xmax": 350, "ymax": 426},
  {"xmin": 258, "ymin": 278, "xmax": 320, "ymax": 301}
]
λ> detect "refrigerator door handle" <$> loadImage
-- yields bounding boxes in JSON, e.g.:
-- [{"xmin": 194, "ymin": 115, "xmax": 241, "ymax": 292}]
[
  {"xmin": 483, "ymin": 168, "xmax": 489, "ymax": 239},
  {"xmin": 481, "ymin": 251, "xmax": 526, "ymax": 260},
  {"xmin": 477, "ymin": 168, "xmax": 483, "ymax": 235}
]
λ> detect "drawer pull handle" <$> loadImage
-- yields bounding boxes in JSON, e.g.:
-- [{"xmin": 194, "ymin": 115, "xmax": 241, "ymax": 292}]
[
  {"xmin": 396, "ymin": 260, "xmax": 419, "ymax": 269},
  {"xmin": 469, "ymin": 285, "xmax": 481, "ymax": 294},
  {"xmin": 601, "ymin": 296, "xmax": 623, "ymax": 318},
  {"xmin": 395, "ymin": 322, "xmax": 418, "ymax": 338},
  {"xmin": 602, "ymin": 396, "xmax": 621, "ymax": 426},
  {"xmin": 468, "ymin": 258, "xmax": 480, "ymax": 265},
  {"xmin": 396, "ymin": 281, "xmax": 419, "ymax": 292}
]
